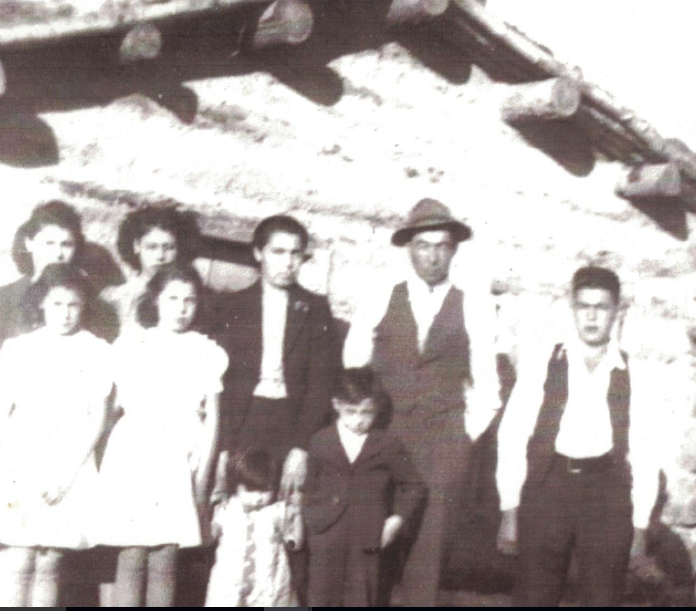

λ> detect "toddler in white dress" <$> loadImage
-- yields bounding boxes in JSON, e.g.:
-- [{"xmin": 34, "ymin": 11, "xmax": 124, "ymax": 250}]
[{"xmin": 206, "ymin": 449, "xmax": 303, "ymax": 608}]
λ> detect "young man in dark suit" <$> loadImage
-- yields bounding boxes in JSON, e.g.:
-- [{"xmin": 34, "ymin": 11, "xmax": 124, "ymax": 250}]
[{"xmin": 215, "ymin": 215, "xmax": 338, "ymax": 600}]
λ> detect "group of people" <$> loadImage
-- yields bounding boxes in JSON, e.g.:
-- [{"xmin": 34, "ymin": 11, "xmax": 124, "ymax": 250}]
[{"xmin": 0, "ymin": 195, "xmax": 669, "ymax": 608}]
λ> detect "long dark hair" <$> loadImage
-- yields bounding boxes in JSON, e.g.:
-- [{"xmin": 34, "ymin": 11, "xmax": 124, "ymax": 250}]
[
  {"xmin": 22, "ymin": 263, "xmax": 95, "ymax": 330},
  {"xmin": 136, "ymin": 263, "xmax": 204, "ymax": 329},
  {"xmin": 12, "ymin": 201, "xmax": 85, "ymax": 277},
  {"xmin": 116, "ymin": 204, "xmax": 199, "ymax": 272}
]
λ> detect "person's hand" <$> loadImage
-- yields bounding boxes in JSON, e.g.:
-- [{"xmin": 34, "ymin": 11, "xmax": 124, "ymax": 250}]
[
  {"xmin": 381, "ymin": 515, "xmax": 404, "ymax": 549},
  {"xmin": 629, "ymin": 528, "xmax": 664, "ymax": 584},
  {"xmin": 280, "ymin": 448, "xmax": 308, "ymax": 498},
  {"xmin": 497, "ymin": 508, "xmax": 519, "ymax": 556}
]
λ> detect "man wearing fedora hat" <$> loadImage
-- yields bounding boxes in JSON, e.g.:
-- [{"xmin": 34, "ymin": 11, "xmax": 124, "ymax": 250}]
[{"xmin": 344, "ymin": 198, "xmax": 501, "ymax": 607}]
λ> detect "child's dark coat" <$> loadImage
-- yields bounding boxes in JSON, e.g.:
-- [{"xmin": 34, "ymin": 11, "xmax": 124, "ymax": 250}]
[{"xmin": 304, "ymin": 424, "xmax": 427, "ymax": 607}]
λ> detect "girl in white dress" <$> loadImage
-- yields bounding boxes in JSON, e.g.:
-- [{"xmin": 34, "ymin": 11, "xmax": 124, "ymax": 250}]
[
  {"xmin": 98, "ymin": 263, "xmax": 228, "ymax": 607},
  {"xmin": 0, "ymin": 263, "xmax": 113, "ymax": 607},
  {"xmin": 205, "ymin": 449, "xmax": 302, "ymax": 608}
]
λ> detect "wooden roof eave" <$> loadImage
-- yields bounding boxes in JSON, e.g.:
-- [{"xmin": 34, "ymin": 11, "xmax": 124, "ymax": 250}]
[
  {"xmin": 0, "ymin": 0, "xmax": 272, "ymax": 49},
  {"xmin": 437, "ymin": 0, "xmax": 696, "ymax": 207}
]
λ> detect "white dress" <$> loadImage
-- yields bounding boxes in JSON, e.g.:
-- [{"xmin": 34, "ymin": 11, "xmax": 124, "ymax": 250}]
[
  {"xmin": 205, "ymin": 497, "xmax": 300, "ymax": 608},
  {"xmin": 0, "ymin": 329, "xmax": 113, "ymax": 549},
  {"xmin": 97, "ymin": 329, "xmax": 229, "ymax": 548}
]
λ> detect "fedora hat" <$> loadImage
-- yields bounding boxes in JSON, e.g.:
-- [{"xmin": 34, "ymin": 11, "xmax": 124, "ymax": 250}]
[{"xmin": 392, "ymin": 198, "xmax": 472, "ymax": 247}]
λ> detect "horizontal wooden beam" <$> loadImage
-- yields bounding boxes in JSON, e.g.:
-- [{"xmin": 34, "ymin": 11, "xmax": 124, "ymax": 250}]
[
  {"xmin": 0, "ymin": 0, "xmax": 270, "ymax": 48},
  {"xmin": 501, "ymin": 77, "xmax": 580, "ymax": 125},
  {"xmin": 250, "ymin": 0, "xmax": 313, "ymax": 50},
  {"xmin": 387, "ymin": 0, "xmax": 450, "ymax": 25},
  {"xmin": 615, "ymin": 163, "xmax": 682, "ymax": 200}
]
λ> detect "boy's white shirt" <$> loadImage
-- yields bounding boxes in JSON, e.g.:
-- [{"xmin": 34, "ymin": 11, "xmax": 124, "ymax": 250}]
[{"xmin": 336, "ymin": 420, "xmax": 369, "ymax": 464}]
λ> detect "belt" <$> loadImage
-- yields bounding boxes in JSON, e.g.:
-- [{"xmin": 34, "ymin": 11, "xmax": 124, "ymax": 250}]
[{"xmin": 555, "ymin": 452, "xmax": 614, "ymax": 475}]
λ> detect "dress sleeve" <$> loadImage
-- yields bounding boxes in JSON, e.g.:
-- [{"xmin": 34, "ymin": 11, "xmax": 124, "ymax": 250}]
[
  {"xmin": 0, "ymin": 338, "xmax": 18, "ymax": 417},
  {"xmin": 205, "ymin": 341, "xmax": 229, "ymax": 395},
  {"xmin": 89, "ymin": 339, "xmax": 115, "ymax": 401}
]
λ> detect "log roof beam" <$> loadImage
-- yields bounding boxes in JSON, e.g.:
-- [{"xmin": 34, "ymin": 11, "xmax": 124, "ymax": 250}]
[{"xmin": 441, "ymin": 0, "xmax": 696, "ymax": 209}]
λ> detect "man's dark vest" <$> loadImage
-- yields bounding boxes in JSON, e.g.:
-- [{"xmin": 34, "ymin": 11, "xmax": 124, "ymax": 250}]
[
  {"xmin": 526, "ymin": 343, "xmax": 631, "ymax": 487},
  {"xmin": 372, "ymin": 282, "xmax": 471, "ymax": 424}
]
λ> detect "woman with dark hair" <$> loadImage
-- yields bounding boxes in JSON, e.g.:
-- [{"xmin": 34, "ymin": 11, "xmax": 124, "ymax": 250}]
[
  {"xmin": 102, "ymin": 204, "xmax": 200, "ymax": 337},
  {"xmin": 0, "ymin": 263, "xmax": 112, "ymax": 607},
  {"xmin": 97, "ymin": 263, "xmax": 227, "ymax": 607},
  {"xmin": 0, "ymin": 201, "xmax": 85, "ymax": 349}
]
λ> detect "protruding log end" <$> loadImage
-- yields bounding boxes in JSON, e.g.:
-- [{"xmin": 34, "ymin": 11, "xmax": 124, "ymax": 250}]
[
  {"xmin": 615, "ymin": 163, "xmax": 682, "ymax": 200},
  {"xmin": 251, "ymin": 0, "xmax": 314, "ymax": 50},
  {"xmin": 387, "ymin": 0, "xmax": 450, "ymax": 25},
  {"xmin": 501, "ymin": 77, "xmax": 581, "ymax": 125},
  {"xmin": 119, "ymin": 23, "xmax": 163, "ymax": 63}
]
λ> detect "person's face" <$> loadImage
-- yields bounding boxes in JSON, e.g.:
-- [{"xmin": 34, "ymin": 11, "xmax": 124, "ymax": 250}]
[
  {"xmin": 572, "ymin": 287, "xmax": 619, "ymax": 347},
  {"xmin": 41, "ymin": 286, "xmax": 83, "ymax": 336},
  {"xmin": 25, "ymin": 224, "xmax": 76, "ymax": 278},
  {"xmin": 254, "ymin": 231, "xmax": 305, "ymax": 289},
  {"xmin": 333, "ymin": 398, "xmax": 378, "ymax": 435},
  {"xmin": 134, "ymin": 227, "xmax": 178, "ymax": 276},
  {"xmin": 408, "ymin": 229, "xmax": 457, "ymax": 287},
  {"xmin": 156, "ymin": 279, "xmax": 198, "ymax": 333}
]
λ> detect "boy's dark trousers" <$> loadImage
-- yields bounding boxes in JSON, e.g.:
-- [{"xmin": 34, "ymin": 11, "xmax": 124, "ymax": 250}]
[
  {"xmin": 308, "ymin": 504, "xmax": 381, "ymax": 607},
  {"xmin": 515, "ymin": 455, "xmax": 634, "ymax": 607}
]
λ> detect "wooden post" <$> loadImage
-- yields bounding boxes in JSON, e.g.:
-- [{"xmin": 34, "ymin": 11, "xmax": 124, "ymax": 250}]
[
  {"xmin": 119, "ymin": 24, "xmax": 163, "ymax": 63},
  {"xmin": 615, "ymin": 163, "xmax": 682, "ymax": 200},
  {"xmin": 251, "ymin": 0, "xmax": 313, "ymax": 50},
  {"xmin": 387, "ymin": 0, "xmax": 450, "ymax": 25},
  {"xmin": 501, "ymin": 77, "xmax": 580, "ymax": 124}
]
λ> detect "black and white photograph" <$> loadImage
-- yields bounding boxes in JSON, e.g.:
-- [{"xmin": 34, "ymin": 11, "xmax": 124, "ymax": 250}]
[{"xmin": 0, "ymin": 0, "xmax": 693, "ymax": 607}]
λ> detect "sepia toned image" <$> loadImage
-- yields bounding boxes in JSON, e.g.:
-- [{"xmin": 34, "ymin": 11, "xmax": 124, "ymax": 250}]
[{"xmin": 0, "ymin": 0, "xmax": 694, "ymax": 607}]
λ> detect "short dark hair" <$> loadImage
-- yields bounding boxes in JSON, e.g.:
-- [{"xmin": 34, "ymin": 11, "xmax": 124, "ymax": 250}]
[
  {"xmin": 117, "ymin": 205, "xmax": 200, "ymax": 272},
  {"xmin": 136, "ymin": 263, "xmax": 204, "ymax": 329},
  {"xmin": 252, "ymin": 215, "xmax": 309, "ymax": 251},
  {"xmin": 22, "ymin": 263, "xmax": 95, "ymax": 330},
  {"xmin": 227, "ymin": 448, "xmax": 278, "ymax": 493},
  {"xmin": 571, "ymin": 266, "xmax": 621, "ymax": 304},
  {"xmin": 334, "ymin": 367, "xmax": 390, "ymax": 419},
  {"xmin": 12, "ymin": 201, "xmax": 85, "ymax": 276}
]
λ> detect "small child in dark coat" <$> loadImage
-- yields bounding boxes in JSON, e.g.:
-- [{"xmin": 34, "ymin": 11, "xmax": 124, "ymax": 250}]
[{"xmin": 304, "ymin": 367, "xmax": 427, "ymax": 607}]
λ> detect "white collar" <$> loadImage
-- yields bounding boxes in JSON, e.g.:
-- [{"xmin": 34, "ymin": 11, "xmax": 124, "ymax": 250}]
[
  {"xmin": 562, "ymin": 335, "xmax": 626, "ymax": 371},
  {"xmin": 336, "ymin": 419, "xmax": 369, "ymax": 441},
  {"xmin": 406, "ymin": 271, "xmax": 453, "ymax": 299}
]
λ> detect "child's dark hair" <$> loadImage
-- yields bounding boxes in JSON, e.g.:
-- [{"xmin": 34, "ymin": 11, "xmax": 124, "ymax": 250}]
[
  {"xmin": 572, "ymin": 266, "xmax": 621, "ymax": 304},
  {"xmin": 12, "ymin": 201, "xmax": 85, "ymax": 277},
  {"xmin": 334, "ymin": 367, "xmax": 391, "ymax": 425},
  {"xmin": 117, "ymin": 204, "xmax": 199, "ymax": 272},
  {"xmin": 22, "ymin": 263, "xmax": 95, "ymax": 330},
  {"xmin": 136, "ymin": 263, "xmax": 204, "ymax": 329},
  {"xmin": 228, "ymin": 449, "xmax": 278, "ymax": 493}
]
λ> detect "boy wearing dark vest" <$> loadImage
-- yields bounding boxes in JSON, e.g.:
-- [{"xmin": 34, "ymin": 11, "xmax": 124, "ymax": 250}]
[
  {"xmin": 304, "ymin": 367, "xmax": 427, "ymax": 607},
  {"xmin": 496, "ymin": 266, "xmax": 661, "ymax": 607},
  {"xmin": 343, "ymin": 199, "xmax": 501, "ymax": 607}
]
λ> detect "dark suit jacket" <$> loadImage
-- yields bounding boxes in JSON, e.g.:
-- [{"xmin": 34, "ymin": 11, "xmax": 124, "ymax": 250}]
[
  {"xmin": 0, "ymin": 276, "xmax": 31, "ymax": 350},
  {"xmin": 215, "ymin": 281, "xmax": 338, "ymax": 453},
  {"xmin": 304, "ymin": 424, "xmax": 427, "ymax": 551}
]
